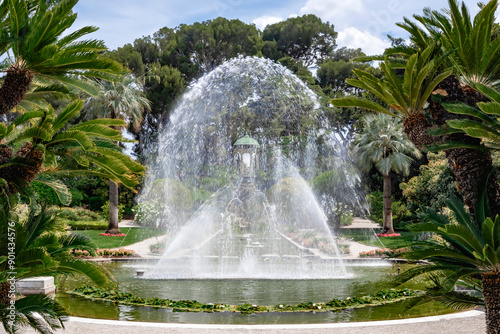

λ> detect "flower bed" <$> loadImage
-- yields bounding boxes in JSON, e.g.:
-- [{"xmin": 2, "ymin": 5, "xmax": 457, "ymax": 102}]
[
  {"xmin": 376, "ymin": 233, "xmax": 401, "ymax": 237},
  {"xmin": 149, "ymin": 242, "xmax": 164, "ymax": 254},
  {"xmin": 73, "ymin": 248, "xmax": 136, "ymax": 257},
  {"xmin": 358, "ymin": 247, "xmax": 411, "ymax": 258},
  {"xmin": 99, "ymin": 232, "xmax": 127, "ymax": 237}
]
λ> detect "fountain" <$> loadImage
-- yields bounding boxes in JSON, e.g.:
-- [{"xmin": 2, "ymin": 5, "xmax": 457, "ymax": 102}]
[
  {"xmin": 137, "ymin": 56, "xmax": 364, "ymax": 279},
  {"xmin": 58, "ymin": 57, "xmax": 455, "ymax": 324}
]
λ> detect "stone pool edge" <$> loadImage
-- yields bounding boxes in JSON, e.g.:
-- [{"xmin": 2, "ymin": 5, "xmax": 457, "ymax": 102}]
[{"xmin": 65, "ymin": 309, "xmax": 484, "ymax": 329}]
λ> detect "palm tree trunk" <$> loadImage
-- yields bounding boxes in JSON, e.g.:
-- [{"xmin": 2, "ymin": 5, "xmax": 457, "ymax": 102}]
[
  {"xmin": 106, "ymin": 180, "xmax": 121, "ymax": 234},
  {"xmin": 0, "ymin": 142, "xmax": 44, "ymax": 195},
  {"xmin": 482, "ymin": 271, "xmax": 500, "ymax": 334},
  {"xmin": 0, "ymin": 282, "xmax": 11, "ymax": 308},
  {"xmin": 382, "ymin": 174, "xmax": 394, "ymax": 234},
  {"xmin": 429, "ymin": 75, "xmax": 500, "ymax": 217},
  {"xmin": 402, "ymin": 113, "xmax": 435, "ymax": 149}
]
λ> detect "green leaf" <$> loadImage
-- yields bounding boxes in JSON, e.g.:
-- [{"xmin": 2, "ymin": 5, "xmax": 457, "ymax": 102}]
[
  {"xmin": 14, "ymin": 110, "xmax": 46, "ymax": 126},
  {"xmin": 52, "ymin": 99, "xmax": 84, "ymax": 132},
  {"xmin": 330, "ymin": 97, "xmax": 399, "ymax": 118},
  {"xmin": 47, "ymin": 130, "xmax": 93, "ymax": 150},
  {"xmin": 57, "ymin": 259, "xmax": 112, "ymax": 287},
  {"xmin": 33, "ymin": 179, "xmax": 72, "ymax": 206},
  {"xmin": 16, "ymin": 126, "xmax": 53, "ymax": 141}
]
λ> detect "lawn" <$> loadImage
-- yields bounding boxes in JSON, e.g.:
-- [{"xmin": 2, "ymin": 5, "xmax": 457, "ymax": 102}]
[
  {"xmin": 72, "ymin": 227, "xmax": 165, "ymax": 249},
  {"xmin": 339, "ymin": 229, "xmax": 417, "ymax": 249}
]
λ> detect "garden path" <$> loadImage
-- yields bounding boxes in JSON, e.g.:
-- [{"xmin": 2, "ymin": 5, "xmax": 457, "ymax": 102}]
[
  {"xmin": 340, "ymin": 217, "xmax": 383, "ymax": 259},
  {"xmin": 112, "ymin": 220, "xmax": 166, "ymax": 258},
  {"xmin": 0, "ymin": 310, "xmax": 485, "ymax": 334},
  {"xmin": 115, "ymin": 218, "xmax": 383, "ymax": 259}
]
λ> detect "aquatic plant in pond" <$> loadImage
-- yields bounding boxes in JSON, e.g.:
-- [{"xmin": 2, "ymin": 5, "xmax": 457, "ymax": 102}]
[
  {"xmin": 138, "ymin": 56, "xmax": 366, "ymax": 279},
  {"xmin": 72, "ymin": 285, "xmax": 418, "ymax": 314}
]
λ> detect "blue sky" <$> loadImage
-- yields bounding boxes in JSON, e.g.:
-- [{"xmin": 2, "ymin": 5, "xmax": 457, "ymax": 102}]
[{"xmin": 73, "ymin": 0, "xmax": 488, "ymax": 56}]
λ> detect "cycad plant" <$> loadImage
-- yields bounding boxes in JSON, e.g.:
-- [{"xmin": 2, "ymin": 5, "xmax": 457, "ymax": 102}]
[
  {"xmin": 398, "ymin": 193, "xmax": 500, "ymax": 334},
  {"xmin": 394, "ymin": 0, "xmax": 500, "ymax": 215},
  {"xmin": 397, "ymin": 0, "xmax": 500, "ymax": 88},
  {"xmin": 0, "ymin": 0, "xmax": 122, "ymax": 115},
  {"xmin": 440, "ymin": 83, "xmax": 500, "ymax": 150},
  {"xmin": 333, "ymin": 0, "xmax": 500, "ymax": 217},
  {"xmin": 332, "ymin": 46, "xmax": 451, "ymax": 148},
  {"xmin": 352, "ymin": 114, "xmax": 421, "ymax": 233},
  {"xmin": 0, "ymin": 99, "xmax": 145, "ymax": 201},
  {"xmin": 0, "ymin": 201, "xmax": 113, "ymax": 334}
]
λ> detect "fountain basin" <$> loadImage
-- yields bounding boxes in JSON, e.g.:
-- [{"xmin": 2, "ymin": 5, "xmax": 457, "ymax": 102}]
[{"xmin": 57, "ymin": 261, "xmax": 455, "ymax": 324}]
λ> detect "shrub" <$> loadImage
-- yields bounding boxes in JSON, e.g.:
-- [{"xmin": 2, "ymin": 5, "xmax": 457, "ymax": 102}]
[
  {"xmin": 101, "ymin": 201, "xmax": 125, "ymax": 221},
  {"xmin": 340, "ymin": 211, "xmax": 353, "ymax": 226},
  {"xmin": 69, "ymin": 188, "xmax": 84, "ymax": 207},
  {"xmin": 149, "ymin": 242, "xmax": 164, "ymax": 254},
  {"xmin": 368, "ymin": 191, "xmax": 413, "ymax": 228},
  {"xmin": 358, "ymin": 248, "xmax": 410, "ymax": 258},
  {"xmin": 57, "ymin": 207, "xmax": 102, "ymax": 221},
  {"xmin": 73, "ymin": 248, "xmax": 135, "ymax": 257},
  {"xmin": 89, "ymin": 196, "xmax": 105, "ymax": 212},
  {"xmin": 61, "ymin": 219, "xmax": 108, "ymax": 230},
  {"xmin": 400, "ymin": 152, "xmax": 459, "ymax": 213}
]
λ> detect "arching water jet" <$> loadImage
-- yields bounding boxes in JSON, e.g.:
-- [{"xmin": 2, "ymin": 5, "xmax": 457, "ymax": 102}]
[{"xmin": 137, "ymin": 57, "xmax": 364, "ymax": 279}]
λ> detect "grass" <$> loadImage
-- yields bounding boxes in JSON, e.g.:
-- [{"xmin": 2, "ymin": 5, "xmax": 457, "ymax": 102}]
[
  {"xmin": 72, "ymin": 227, "xmax": 165, "ymax": 249},
  {"xmin": 339, "ymin": 229, "xmax": 417, "ymax": 249}
]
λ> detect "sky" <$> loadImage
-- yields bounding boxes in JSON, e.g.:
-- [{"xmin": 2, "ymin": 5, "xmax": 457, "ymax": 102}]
[{"xmin": 73, "ymin": 0, "xmax": 488, "ymax": 56}]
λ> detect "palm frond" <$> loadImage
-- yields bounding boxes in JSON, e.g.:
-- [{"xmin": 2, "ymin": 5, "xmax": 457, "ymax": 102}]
[
  {"xmin": 32, "ymin": 178, "xmax": 72, "ymax": 206},
  {"xmin": 56, "ymin": 259, "xmax": 113, "ymax": 287}
]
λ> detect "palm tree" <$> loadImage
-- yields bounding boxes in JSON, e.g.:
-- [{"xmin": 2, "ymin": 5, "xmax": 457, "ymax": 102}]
[
  {"xmin": 332, "ymin": 46, "xmax": 451, "ymax": 148},
  {"xmin": 352, "ymin": 114, "xmax": 421, "ymax": 233},
  {"xmin": 0, "ymin": 201, "xmax": 113, "ymax": 334},
  {"xmin": 394, "ymin": 0, "xmax": 500, "ymax": 215},
  {"xmin": 439, "ymin": 81, "xmax": 500, "ymax": 151},
  {"xmin": 397, "ymin": 0, "xmax": 500, "ymax": 88},
  {"xmin": 83, "ymin": 75, "xmax": 151, "ymax": 234},
  {"xmin": 0, "ymin": 100, "xmax": 145, "ymax": 200},
  {"xmin": 398, "ymin": 194, "xmax": 500, "ymax": 334},
  {"xmin": 332, "ymin": 1, "xmax": 500, "ymax": 216},
  {"xmin": 0, "ymin": 0, "xmax": 122, "ymax": 116}
]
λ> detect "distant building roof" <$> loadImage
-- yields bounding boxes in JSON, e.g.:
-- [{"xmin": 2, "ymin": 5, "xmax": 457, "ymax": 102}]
[{"xmin": 234, "ymin": 135, "xmax": 260, "ymax": 147}]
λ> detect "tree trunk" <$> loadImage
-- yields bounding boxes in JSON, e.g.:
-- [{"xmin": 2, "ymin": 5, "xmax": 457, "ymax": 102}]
[
  {"xmin": 429, "ymin": 75, "xmax": 500, "ymax": 217},
  {"xmin": 106, "ymin": 180, "xmax": 121, "ymax": 234},
  {"xmin": 0, "ymin": 282, "xmax": 12, "ymax": 308},
  {"xmin": 382, "ymin": 174, "xmax": 394, "ymax": 234},
  {"xmin": 0, "ymin": 63, "xmax": 33, "ymax": 115},
  {"xmin": 482, "ymin": 271, "xmax": 500, "ymax": 334},
  {"xmin": 401, "ymin": 75, "xmax": 500, "ymax": 216},
  {"xmin": 402, "ymin": 113, "xmax": 436, "ymax": 149},
  {"xmin": 0, "ymin": 142, "xmax": 44, "ymax": 195}
]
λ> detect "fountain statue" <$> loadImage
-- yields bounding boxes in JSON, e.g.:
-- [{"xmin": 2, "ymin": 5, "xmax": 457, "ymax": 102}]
[{"xmin": 138, "ymin": 56, "xmax": 364, "ymax": 279}]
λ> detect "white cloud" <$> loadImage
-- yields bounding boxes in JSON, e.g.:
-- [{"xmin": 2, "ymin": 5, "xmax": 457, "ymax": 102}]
[
  {"xmin": 337, "ymin": 27, "xmax": 391, "ymax": 56},
  {"xmin": 252, "ymin": 15, "xmax": 283, "ymax": 30},
  {"xmin": 299, "ymin": 0, "xmax": 365, "ymax": 25}
]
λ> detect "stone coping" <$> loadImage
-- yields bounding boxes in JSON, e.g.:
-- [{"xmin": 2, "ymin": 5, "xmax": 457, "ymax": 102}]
[{"xmin": 65, "ymin": 310, "xmax": 484, "ymax": 328}]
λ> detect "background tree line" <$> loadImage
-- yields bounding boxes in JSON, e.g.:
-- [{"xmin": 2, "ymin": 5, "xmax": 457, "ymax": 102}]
[{"xmin": 106, "ymin": 14, "xmax": 374, "ymax": 162}]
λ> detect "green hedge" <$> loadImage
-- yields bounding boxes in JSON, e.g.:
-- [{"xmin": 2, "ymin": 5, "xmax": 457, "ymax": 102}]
[{"xmin": 60, "ymin": 219, "xmax": 108, "ymax": 230}]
